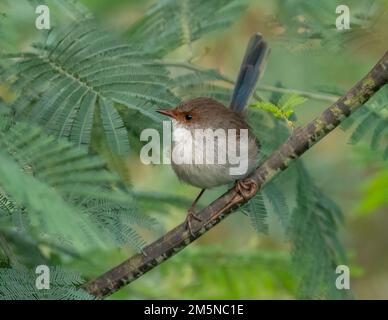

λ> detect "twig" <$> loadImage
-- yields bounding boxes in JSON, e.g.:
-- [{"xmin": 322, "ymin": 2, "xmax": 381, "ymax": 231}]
[
  {"xmin": 162, "ymin": 60, "xmax": 340, "ymax": 102},
  {"xmin": 255, "ymin": 84, "xmax": 340, "ymax": 102},
  {"xmin": 83, "ymin": 52, "xmax": 388, "ymax": 298}
]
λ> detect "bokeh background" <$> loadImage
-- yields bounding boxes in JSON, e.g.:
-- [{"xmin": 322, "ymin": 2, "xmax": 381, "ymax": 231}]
[{"xmin": 1, "ymin": 0, "xmax": 387, "ymax": 299}]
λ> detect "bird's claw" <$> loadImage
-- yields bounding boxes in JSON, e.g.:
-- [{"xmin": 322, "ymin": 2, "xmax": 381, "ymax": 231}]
[
  {"xmin": 235, "ymin": 178, "xmax": 258, "ymax": 201},
  {"xmin": 185, "ymin": 208, "xmax": 202, "ymax": 237}
]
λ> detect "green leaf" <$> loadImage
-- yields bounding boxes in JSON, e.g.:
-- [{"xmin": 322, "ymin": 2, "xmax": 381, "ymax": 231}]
[
  {"xmin": 5, "ymin": 20, "xmax": 179, "ymax": 155},
  {"xmin": 273, "ymin": 0, "xmax": 386, "ymax": 53},
  {"xmin": 343, "ymin": 85, "xmax": 388, "ymax": 159},
  {"xmin": 0, "ymin": 266, "xmax": 94, "ymax": 300},
  {"xmin": 0, "ymin": 150, "xmax": 106, "ymax": 250},
  {"xmin": 288, "ymin": 162, "xmax": 347, "ymax": 299},
  {"xmin": 127, "ymin": 0, "xmax": 248, "ymax": 57},
  {"xmin": 99, "ymin": 98, "xmax": 130, "ymax": 155},
  {"xmin": 0, "ymin": 118, "xmax": 154, "ymax": 252},
  {"xmin": 250, "ymin": 93, "xmax": 307, "ymax": 127},
  {"xmin": 279, "ymin": 93, "xmax": 307, "ymax": 113},
  {"xmin": 241, "ymin": 192, "xmax": 268, "ymax": 234}
]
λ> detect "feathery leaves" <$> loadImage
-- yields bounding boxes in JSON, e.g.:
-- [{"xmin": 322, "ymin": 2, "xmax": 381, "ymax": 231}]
[
  {"xmin": 0, "ymin": 266, "xmax": 93, "ymax": 300},
  {"xmin": 342, "ymin": 85, "xmax": 388, "ymax": 159},
  {"xmin": 288, "ymin": 162, "xmax": 346, "ymax": 299},
  {"xmin": 3, "ymin": 20, "xmax": 179, "ymax": 154},
  {"xmin": 241, "ymin": 191, "xmax": 268, "ymax": 234},
  {"xmin": 250, "ymin": 93, "xmax": 307, "ymax": 128},
  {"xmin": 127, "ymin": 0, "xmax": 248, "ymax": 57},
  {"xmin": 273, "ymin": 0, "xmax": 387, "ymax": 53},
  {"xmin": 0, "ymin": 109, "xmax": 154, "ymax": 252}
]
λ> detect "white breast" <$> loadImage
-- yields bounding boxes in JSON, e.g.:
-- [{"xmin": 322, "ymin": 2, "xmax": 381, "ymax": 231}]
[{"xmin": 170, "ymin": 120, "xmax": 257, "ymax": 189}]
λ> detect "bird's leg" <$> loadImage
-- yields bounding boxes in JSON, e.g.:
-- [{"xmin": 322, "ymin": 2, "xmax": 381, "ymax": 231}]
[{"xmin": 185, "ymin": 189, "xmax": 205, "ymax": 236}]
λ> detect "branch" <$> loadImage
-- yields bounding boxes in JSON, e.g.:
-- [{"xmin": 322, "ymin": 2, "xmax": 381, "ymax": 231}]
[
  {"xmin": 83, "ymin": 52, "xmax": 388, "ymax": 298},
  {"xmin": 255, "ymin": 84, "xmax": 340, "ymax": 102},
  {"xmin": 163, "ymin": 60, "xmax": 339, "ymax": 102}
]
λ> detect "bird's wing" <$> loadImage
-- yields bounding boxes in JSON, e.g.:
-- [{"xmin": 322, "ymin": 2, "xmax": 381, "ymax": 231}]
[{"xmin": 229, "ymin": 33, "xmax": 269, "ymax": 113}]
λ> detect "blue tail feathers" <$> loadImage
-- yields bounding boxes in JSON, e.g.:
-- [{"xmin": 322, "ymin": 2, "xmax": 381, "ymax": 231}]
[{"xmin": 229, "ymin": 34, "xmax": 269, "ymax": 113}]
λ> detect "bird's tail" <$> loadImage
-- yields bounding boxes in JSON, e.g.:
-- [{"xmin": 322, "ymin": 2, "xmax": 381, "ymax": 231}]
[{"xmin": 229, "ymin": 33, "xmax": 269, "ymax": 113}]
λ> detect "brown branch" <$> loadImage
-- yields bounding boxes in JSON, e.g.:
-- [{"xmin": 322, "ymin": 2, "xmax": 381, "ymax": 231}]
[{"xmin": 83, "ymin": 51, "xmax": 388, "ymax": 298}]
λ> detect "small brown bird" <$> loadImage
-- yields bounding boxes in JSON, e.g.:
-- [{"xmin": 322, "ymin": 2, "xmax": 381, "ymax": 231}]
[{"xmin": 157, "ymin": 34, "xmax": 269, "ymax": 235}]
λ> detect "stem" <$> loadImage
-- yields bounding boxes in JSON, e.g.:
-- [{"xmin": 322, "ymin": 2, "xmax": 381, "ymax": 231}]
[
  {"xmin": 83, "ymin": 52, "xmax": 388, "ymax": 298},
  {"xmin": 256, "ymin": 84, "xmax": 340, "ymax": 102},
  {"xmin": 162, "ymin": 60, "xmax": 341, "ymax": 102}
]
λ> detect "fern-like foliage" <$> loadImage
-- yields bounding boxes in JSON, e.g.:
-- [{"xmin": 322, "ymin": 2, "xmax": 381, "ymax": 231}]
[
  {"xmin": 0, "ymin": 108, "xmax": 155, "ymax": 252},
  {"xmin": 127, "ymin": 0, "xmax": 248, "ymax": 57},
  {"xmin": 240, "ymin": 180, "xmax": 291, "ymax": 234},
  {"xmin": 0, "ymin": 10, "xmax": 16, "ymax": 56},
  {"xmin": 3, "ymin": 20, "xmax": 179, "ymax": 154},
  {"xmin": 342, "ymin": 85, "xmax": 388, "ymax": 159},
  {"xmin": 240, "ymin": 191, "xmax": 268, "ymax": 234},
  {"xmin": 243, "ymin": 89, "xmax": 347, "ymax": 298},
  {"xmin": 289, "ymin": 162, "xmax": 347, "ymax": 299},
  {"xmin": 0, "ymin": 266, "xmax": 93, "ymax": 300},
  {"xmin": 238, "ymin": 184, "xmax": 288, "ymax": 245},
  {"xmin": 238, "ymin": 92, "xmax": 294, "ymax": 233},
  {"xmin": 262, "ymin": 181, "xmax": 290, "ymax": 228},
  {"xmin": 27, "ymin": 0, "xmax": 93, "ymax": 21},
  {"xmin": 272, "ymin": 0, "xmax": 387, "ymax": 53},
  {"xmin": 250, "ymin": 93, "xmax": 307, "ymax": 128},
  {"xmin": 3, "ymin": 0, "xmax": 248, "ymax": 155}
]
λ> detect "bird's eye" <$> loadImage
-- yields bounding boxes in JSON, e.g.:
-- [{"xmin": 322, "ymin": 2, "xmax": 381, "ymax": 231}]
[{"xmin": 185, "ymin": 114, "xmax": 193, "ymax": 121}]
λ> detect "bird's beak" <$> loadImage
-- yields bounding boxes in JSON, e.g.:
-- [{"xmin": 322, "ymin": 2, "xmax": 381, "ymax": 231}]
[{"xmin": 156, "ymin": 109, "xmax": 175, "ymax": 118}]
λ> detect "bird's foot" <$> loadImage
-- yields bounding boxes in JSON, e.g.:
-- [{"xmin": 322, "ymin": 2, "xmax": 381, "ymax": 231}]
[
  {"xmin": 185, "ymin": 208, "xmax": 202, "ymax": 237},
  {"xmin": 235, "ymin": 178, "xmax": 258, "ymax": 201}
]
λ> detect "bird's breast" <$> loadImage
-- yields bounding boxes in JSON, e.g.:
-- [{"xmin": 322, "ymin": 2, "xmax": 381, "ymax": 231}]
[{"xmin": 170, "ymin": 121, "xmax": 258, "ymax": 188}]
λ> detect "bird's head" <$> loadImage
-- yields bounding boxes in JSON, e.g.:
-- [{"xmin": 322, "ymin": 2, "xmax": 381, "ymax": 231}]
[{"xmin": 156, "ymin": 97, "xmax": 237, "ymax": 129}]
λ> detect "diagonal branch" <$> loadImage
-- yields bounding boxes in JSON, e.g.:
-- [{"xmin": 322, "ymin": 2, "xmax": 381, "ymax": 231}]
[{"xmin": 83, "ymin": 52, "xmax": 388, "ymax": 298}]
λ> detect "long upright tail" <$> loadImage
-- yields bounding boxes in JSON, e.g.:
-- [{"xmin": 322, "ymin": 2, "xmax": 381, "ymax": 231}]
[{"xmin": 229, "ymin": 33, "xmax": 269, "ymax": 113}]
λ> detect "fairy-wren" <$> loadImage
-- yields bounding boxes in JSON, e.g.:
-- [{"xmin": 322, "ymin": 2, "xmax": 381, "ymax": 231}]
[{"xmin": 157, "ymin": 34, "xmax": 269, "ymax": 235}]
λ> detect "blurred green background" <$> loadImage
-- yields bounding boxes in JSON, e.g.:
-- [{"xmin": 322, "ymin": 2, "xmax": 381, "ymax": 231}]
[{"xmin": 1, "ymin": 0, "xmax": 387, "ymax": 299}]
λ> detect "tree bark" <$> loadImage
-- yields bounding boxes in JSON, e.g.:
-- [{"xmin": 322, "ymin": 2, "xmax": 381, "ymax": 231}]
[{"xmin": 83, "ymin": 51, "xmax": 388, "ymax": 298}]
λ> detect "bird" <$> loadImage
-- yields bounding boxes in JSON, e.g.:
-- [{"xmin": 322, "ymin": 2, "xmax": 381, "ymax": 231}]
[{"xmin": 156, "ymin": 34, "xmax": 269, "ymax": 235}]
